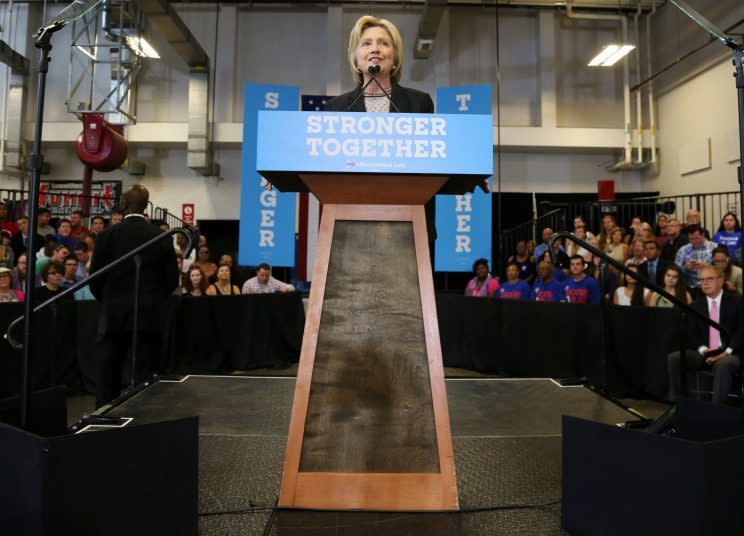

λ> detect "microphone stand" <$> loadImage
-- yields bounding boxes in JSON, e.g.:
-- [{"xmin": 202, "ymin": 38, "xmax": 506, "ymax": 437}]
[{"xmin": 346, "ymin": 66, "xmax": 400, "ymax": 112}]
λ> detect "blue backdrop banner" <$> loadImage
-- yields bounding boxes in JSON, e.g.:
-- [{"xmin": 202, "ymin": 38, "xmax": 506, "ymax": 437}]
[
  {"xmin": 434, "ymin": 85, "xmax": 493, "ymax": 272},
  {"xmin": 239, "ymin": 84, "xmax": 299, "ymax": 267}
]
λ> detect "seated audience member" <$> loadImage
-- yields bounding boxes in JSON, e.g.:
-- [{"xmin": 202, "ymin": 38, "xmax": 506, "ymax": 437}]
[
  {"xmin": 36, "ymin": 235, "xmax": 57, "ymax": 262},
  {"xmin": 90, "ymin": 215, "xmax": 106, "ymax": 235},
  {"xmin": 182, "ymin": 265, "xmax": 207, "ymax": 297},
  {"xmin": 36, "ymin": 208, "xmax": 56, "ymax": 237},
  {"xmin": 675, "ymin": 224, "xmax": 718, "ymax": 292},
  {"xmin": 10, "ymin": 215, "xmax": 43, "ymax": 259},
  {"xmin": 564, "ymin": 255, "xmax": 600, "ymax": 304},
  {"xmin": 36, "ymin": 260, "xmax": 72, "ymax": 303},
  {"xmin": 36, "ymin": 244, "xmax": 70, "ymax": 285},
  {"xmin": 683, "ymin": 209, "xmax": 711, "ymax": 239},
  {"xmin": 667, "ymin": 265, "xmax": 743, "ymax": 405},
  {"xmin": 712, "ymin": 212, "xmax": 742, "ymax": 257},
  {"xmin": 498, "ymin": 263, "xmax": 531, "ymax": 300},
  {"xmin": 647, "ymin": 265, "xmax": 693, "ymax": 307},
  {"xmin": 0, "ymin": 201, "xmax": 19, "ymax": 236},
  {"xmin": 243, "ymin": 263, "xmax": 296, "ymax": 294},
  {"xmin": 61, "ymin": 258, "xmax": 81, "ymax": 288},
  {"xmin": 661, "ymin": 218, "xmax": 689, "ymax": 261},
  {"xmin": 734, "ymin": 246, "xmax": 742, "ymax": 268},
  {"xmin": 572, "ymin": 215, "xmax": 595, "ymax": 240},
  {"xmin": 639, "ymin": 222, "xmax": 656, "ymax": 242},
  {"xmin": 565, "ymin": 225, "xmax": 590, "ymax": 258},
  {"xmin": 0, "ymin": 267, "xmax": 23, "ymax": 302},
  {"xmin": 0, "ymin": 230, "xmax": 14, "ymax": 267},
  {"xmin": 606, "ymin": 227, "xmax": 628, "ymax": 264},
  {"xmin": 712, "ymin": 246, "xmax": 742, "ymax": 295},
  {"xmin": 526, "ymin": 239, "xmax": 536, "ymax": 259},
  {"xmin": 637, "ymin": 240, "xmax": 671, "ymax": 287},
  {"xmin": 206, "ymin": 263, "xmax": 241, "ymax": 296},
  {"xmin": 194, "ymin": 245, "xmax": 218, "ymax": 282},
  {"xmin": 72, "ymin": 260, "xmax": 94, "ymax": 300},
  {"xmin": 109, "ymin": 210, "xmax": 123, "ymax": 226},
  {"xmin": 654, "ymin": 214, "xmax": 669, "ymax": 240},
  {"xmin": 539, "ymin": 249, "xmax": 568, "ymax": 281},
  {"xmin": 54, "ymin": 218, "xmax": 76, "ymax": 250},
  {"xmin": 624, "ymin": 216, "xmax": 642, "ymax": 246},
  {"xmin": 584, "ymin": 236, "xmax": 600, "ymax": 263},
  {"xmin": 158, "ymin": 221, "xmax": 171, "ymax": 233},
  {"xmin": 597, "ymin": 214, "xmax": 617, "ymax": 250},
  {"xmin": 173, "ymin": 254, "xmax": 186, "ymax": 295},
  {"xmin": 531, "ymin": 261, "xmax": 565, "ymax": 302},
  {"xmin": 74, "ymin": 240, "xmax": 92, "ymax": 280},
  {"xmin": 535, "ymin": 227, "xmax": 562, "ymax": 260},
  {"xmin": 11, "ymin": 253, "xmax": 27, "ymax": 292},
  {"xmin": 68, "ymin": 210, "xmax": 92, "ymax": 240},
  {"xmin": 625, "ymin": 237, "xmax": 646, "ymax": 267},
  {"xmin": 174, "ymin": 231, "xmax": 195, "ymax": 273},
  {"xmin": 506, "ymin": 241, "xmax": 536, "ymax": 284},
  {"xmin": 613, "ymin": 265, "xmax": 649, "ymax": 306}
]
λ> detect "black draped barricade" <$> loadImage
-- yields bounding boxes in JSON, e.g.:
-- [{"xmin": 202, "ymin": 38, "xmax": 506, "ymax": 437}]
[{"xmin": 2, "ymin": 292, "xmax": 682, "ymax": 400}]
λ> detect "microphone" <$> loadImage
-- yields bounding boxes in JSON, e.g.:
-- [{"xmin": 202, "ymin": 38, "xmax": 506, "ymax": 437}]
[{"xmin": 345, "ymin": 65, "xmax": 400, "ymax": 112}]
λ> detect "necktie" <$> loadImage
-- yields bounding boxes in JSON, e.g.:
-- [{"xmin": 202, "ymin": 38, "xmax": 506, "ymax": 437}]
[
  {"xmin": 649, "ymin": 261, "xmax": 655, "ymax": 282},
  {"xmin": 709, "ymin": 300, "xmax": 720, "ymax": 349}
]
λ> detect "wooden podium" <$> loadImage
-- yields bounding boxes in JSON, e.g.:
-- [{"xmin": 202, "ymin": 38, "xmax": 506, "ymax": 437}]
[{"xmin": 257, "ymin": 111, "xmax": 492, "ymax": 511}]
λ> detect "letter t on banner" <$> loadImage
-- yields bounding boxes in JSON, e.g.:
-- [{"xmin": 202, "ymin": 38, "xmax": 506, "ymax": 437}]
[
  {"xmin": 239, "ymin": 84, "xmax": 300, "ymax": 267},
  {"xmin": 434, "ymin": 85, "xmax": 493, "ymax": 272}
]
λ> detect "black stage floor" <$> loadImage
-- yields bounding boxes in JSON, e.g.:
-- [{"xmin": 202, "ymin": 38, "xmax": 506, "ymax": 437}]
[{"xmin": 97, "ymin": 376, "xmax": 636, "ymax": 535}]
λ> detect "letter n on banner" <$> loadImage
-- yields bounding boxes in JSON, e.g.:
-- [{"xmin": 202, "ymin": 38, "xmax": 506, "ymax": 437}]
[
  {"xmin": 239, "ymin": 84, "xmax": 300, "ymax": 266},
  {"xmin": 434, "ymin": 85, "xmax": 493, "ymax": 272}
]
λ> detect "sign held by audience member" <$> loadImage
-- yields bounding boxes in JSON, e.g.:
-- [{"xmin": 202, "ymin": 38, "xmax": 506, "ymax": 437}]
[
  {"xmin": 434, "ymin": 85, "xmax": 493, "ymax": 272},
  {"xmin": 239, "ymin": 84, "xmax": 299, "ymax": 267}
]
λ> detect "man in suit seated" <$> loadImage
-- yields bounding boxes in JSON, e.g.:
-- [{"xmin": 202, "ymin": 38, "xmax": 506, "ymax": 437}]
[
  {"xmin": 667, "ymin": 265, "xmax": 744, "ymax": 405},
  {"xmin": 637, "ymin": 240, "xmax": 670, "ymax": 288},
  {"xmin": 89, "ymin": 185, "xmax": 179, "ymax": 407}
]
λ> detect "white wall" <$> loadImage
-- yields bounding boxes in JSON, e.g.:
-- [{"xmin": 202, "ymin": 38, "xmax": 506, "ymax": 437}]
[{"xmin": 643, "ymin": 59, "xmax": 740, "ymax": 196}]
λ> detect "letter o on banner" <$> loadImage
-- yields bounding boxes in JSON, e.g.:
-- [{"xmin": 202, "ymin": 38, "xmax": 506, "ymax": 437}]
[{"xmin": 357, "ymin": 117, "xmax": 375, "ymax": 135}]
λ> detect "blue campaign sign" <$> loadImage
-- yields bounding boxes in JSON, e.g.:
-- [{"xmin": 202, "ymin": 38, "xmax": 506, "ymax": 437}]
[
  {"xmin": 434, "ymin": 85, "xmax": 493, "ymax": 272},
  {"xmin": 239, "ymin": 84, "xmax": 299, "ymax": 267},
  {"xmin": 256, "ymin": 111, "xmax": 492, "ymax": 176}
]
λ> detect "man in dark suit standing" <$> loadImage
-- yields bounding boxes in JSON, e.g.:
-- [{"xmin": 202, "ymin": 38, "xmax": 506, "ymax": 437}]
[
  {"xmin": 637, "ymin": 240, "xmax": 671, "ymax": 287},
  {"xmin": 89, "ymin": 185, "xmax": 179, "ymax": 407},
  {"xmin": 667, "ymin": 265, "xmax": 744, "ymax": 405}
]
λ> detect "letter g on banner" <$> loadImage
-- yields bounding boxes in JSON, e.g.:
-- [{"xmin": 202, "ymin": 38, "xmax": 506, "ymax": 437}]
[{"xmin": 239, "ymin": 83, "xmax": 300, "ymax": 267}]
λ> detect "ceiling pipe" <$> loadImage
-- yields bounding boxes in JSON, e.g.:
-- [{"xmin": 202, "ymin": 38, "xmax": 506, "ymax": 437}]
[
  {"xmin": 633, "ymin": 2, "xmax": 643, "ymax": 165},
  {"xmin": 566, "ymin": 0, "xmax": 633, "ymax": 168},
  {"xmin": 646, "ymin": 0, "xmax": 657, "ymax": 166},
  {"xmin": 413, "ymin": 0, "xmax": 447, "ymax": 59}
]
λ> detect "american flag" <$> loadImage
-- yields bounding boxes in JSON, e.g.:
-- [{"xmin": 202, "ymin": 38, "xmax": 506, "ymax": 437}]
[{"xmin": 297, "ymin": 95, "xmax": 334, "ymax": 281}]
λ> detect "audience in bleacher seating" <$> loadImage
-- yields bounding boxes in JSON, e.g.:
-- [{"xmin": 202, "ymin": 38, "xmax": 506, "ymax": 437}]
[
  {"xmin": 498, "ymin": 263, "xmax": 531, "ymax": 301},
  {"xmin": 109, "ymin": 210, "xmax": 123, "ymax": 226},
  {"xmin": 639, "ymin": 222, "xmax": 656, "ymax": 243},
  {"xmin": 54, "ymin": 219, "xmax": 76, "ymax": 250},
  {"xmin": 637, "ymin": 240, "xmax": 670, "ymax": 287},
  {"xmin": 675, "ymin": 224, "xmax": 718, "ymax": 291},
  {"xmin": 465, "ymin": 258, "xmax": 500, "ymax": 298},
  {"xmin": 613, "ymin": 264, "xmax": 649, "ymax": 306},
  {"xmin": 74, "ymin": 240, "xmax": 92, "ymax": 281},
  {"xmin": 564, "ymin": 255, "xmax": 600, "ymax": 304},
  {"xmin": 654, "ymin": 214, "xmax": 669, "ymax": 240},
  {"xmin": 0, "ymin": 229, "xmax": 14, "ymax": 267},
  {"xmin": 597, "ymin": 214, "xmax": 617, "ymax": 250},
  {"xmin": 36, "ymin": 244, "xmax": 70, "ymax": 283},
  {"xmin": 734, "ymin": 247, "xmax": 742, "ymax": 268},
  {"xmin": 68, "ymin": 210, "xmax": 92, "ymax": 241},
  {"xmin": 712, "ymin": 246, "xmax": 742, "ymax": 295},
  {"xmin": 584, "ymin": 236, "xmax": 600, "ymax": 263},
  {"xmin": 506, "ymin": 240, "xmax": 535, "ymax": 284},
  {"xmin": 183, "ymin": 265, "xmax": 207, "ymax": 297},
  {"xmin": 0, "ymin": 266, "xmax": 24, "ymax": 302},
  {"xmin": 90, "ymin": 216, "xmax": 106, "ymax": 235},
  {"xmin": 565, "ymin": 225, "xmax": 590, "ymax": 258},
  {"xmin": 624, "ymin": 216, "xmax": 642, "ymax": 246},
  {"xmin": 539, "ymin": 247, "xmax": 569, "ymax": 279},
  {"xmin": 605, "ymin": 227, "xmax": 628, "ymax": 265},
  {"xmin": 684, "ymin": 209, "xmax": 711, "ymax": 239},
  {"xmin": 534, "ymin": 227, "xmax": 561, "ymax": 261},
  {"xmin": 531, "ymin": 261, "xmax": 565, "ymax": 302},
  {"xmin": 36, "ymin": 260, "xmax": 72, "ymax": 303},
  {"xmin": 0, "ymin": 201, "xmax": 19, "ymax": 236},
  {"xmin": 174, "ymin": 231, "xmax": 195, "ymax": 273},
  {"xmin": 10, "ymin": 215, "xmax": 43, "ymax": 260},
  {"xmin": 194, "ymin": 245, "xmax": 218, "ymax": 282},
  {"xmin": 646, "ymin": 265, "xmax": 693, "ymax": 307},
  {"xmin": 712, "ymin": 212, "xmax": 742, "ymax": 257},
  {"xmin": 158, "ymin": 221, "xmax": 171, "ymax": 233},
  {"xmin": 572, "ymin": 215, "xmax": 595, "ymax": 240},
  {"xmin": 667, "ymin": 265, "xmax": 743, "ymax": 405},
  {"xmin": 526, "ymin": 239, "xmax": 537, "ymax": 260},
  {"xmin": 625, "ymin": 237, "xmax": 647, "ymax": 267},
  {"xmin": 11, "ymin": 253, "xmax": 27, "ymax": 292},
  {"xmin": 207, "ymin": 263, "xmax": 241, "ymax": 296},
  {"xmin": 661, "ymin": 218, "xmax": 689, "ymax": 261},
  {"xmin": 61, "ymin": 258, "xmax": 81, "ymax": 289},
  {"xmin": 36, "ymin": 208, "xmax": 56, "ymax": 237},
  {"xmin": 242, "ymin": 262, "xmax": 296, "ymax": 294}
]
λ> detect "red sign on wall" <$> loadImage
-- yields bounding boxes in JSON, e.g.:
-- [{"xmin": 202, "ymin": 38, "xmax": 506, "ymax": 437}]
[{"xmin": 182, "ymin": 203, "xmax": 195, "ymax": 226}]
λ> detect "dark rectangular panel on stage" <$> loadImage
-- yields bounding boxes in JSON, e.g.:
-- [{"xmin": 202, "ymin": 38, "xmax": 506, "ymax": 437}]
[
  {"xmin": 0, "ymin": 417, "xmax": 199, "ymax": 536},
  {"xmin": 301, "ymin": 221, "xmax": 439, "ymax": 473},
  {"xmin": 0, "ymin": 385, "xmax": 67, "ymax": 436},
  {"xmin": 562, "ymin": 400, "xmax": 744, "ymax": 536}
]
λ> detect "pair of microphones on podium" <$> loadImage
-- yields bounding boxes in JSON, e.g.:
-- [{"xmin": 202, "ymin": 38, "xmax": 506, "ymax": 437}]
[{"xmin": 346, "ymin": 65, "xmax": 400, "ymax": 112}]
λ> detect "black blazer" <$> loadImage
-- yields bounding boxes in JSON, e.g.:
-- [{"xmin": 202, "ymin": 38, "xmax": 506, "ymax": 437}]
[
  {"xmin": 324, "ymin": 83, "xmax": 434, "ymax": 114},
  {"xmin": 10, "ymin": 232, "xmax": 44, "ymax": 260},
  {"xmin": 637, "ymin": 258, "xmax": 673, "ymax": 287},
  {"xmin": 325, "ymin": 84, "xmax": 437, "ymax": 242},
  {"xmin": 89, "ymin": 216, "xmax": 179, "ymax": 334},
  {"xmin": 686, "ymin": 291, "xmax": 744, "ymax": 355}
]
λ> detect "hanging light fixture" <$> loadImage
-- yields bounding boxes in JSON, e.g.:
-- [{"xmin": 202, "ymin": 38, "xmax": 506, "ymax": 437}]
[{"xmin": 588, "ymin": 44, "xmax": 635, "ymax": 67}]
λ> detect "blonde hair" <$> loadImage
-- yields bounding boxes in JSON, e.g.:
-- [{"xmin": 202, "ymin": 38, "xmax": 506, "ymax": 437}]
[{"xmin": 347, "ymin": 15, "xmax": 403, "ymax": 86}]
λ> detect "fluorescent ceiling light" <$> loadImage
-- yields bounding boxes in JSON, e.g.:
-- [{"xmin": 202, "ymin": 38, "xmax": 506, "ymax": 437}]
[
  {"xmin": 588, "ymin": 44, "xmax": 635, "ymax": 67},
  {"xmin": 125, "ymin": 36, "xmax": 160, "ymax": 59}
]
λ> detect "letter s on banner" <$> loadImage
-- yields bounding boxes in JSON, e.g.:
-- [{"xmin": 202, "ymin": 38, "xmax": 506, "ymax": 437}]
[{"xmin": 265, "ymin": 92, "xmax": 279, "ymax": 109}]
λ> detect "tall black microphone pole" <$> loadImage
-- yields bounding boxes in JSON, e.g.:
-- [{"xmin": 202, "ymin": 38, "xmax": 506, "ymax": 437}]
[{"xmin": 735, "ymin": 50, "xmax": 744, "ymax": 227}]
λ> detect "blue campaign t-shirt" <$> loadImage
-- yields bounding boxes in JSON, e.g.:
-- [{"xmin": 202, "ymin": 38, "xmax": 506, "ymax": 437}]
[
  {"xmin": 712, "ymin": 231, "xmax": 742, "ymax": 256},
  {"xmin": 498, "ymin": 279, "xmax": 531, "ymax": 301},
  {"xmin": 531, "ymin": 278, "xmax": 565, "ymax": 302},
  {"xmin": 564, "ymin": 275, "xmax": 600, "ymax": 304}
]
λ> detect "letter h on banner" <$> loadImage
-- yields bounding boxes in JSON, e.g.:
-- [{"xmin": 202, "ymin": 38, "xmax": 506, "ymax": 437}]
[
  {"xmin": 434, "ymin": 85, "xmax": 493, "ymax": 272},
  {"xmin": 239, "ymin": 84, "xmax": 300, "ymax": 267}
]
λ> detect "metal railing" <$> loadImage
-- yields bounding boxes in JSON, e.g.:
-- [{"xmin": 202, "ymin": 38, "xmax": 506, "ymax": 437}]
[
  {"xmin": 153, "ymin": 206, "xmax": 198, "ymax": 237},
  {"xmin": 499, "ymin": 209, "xmax": 566, "ymax": 268}
]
